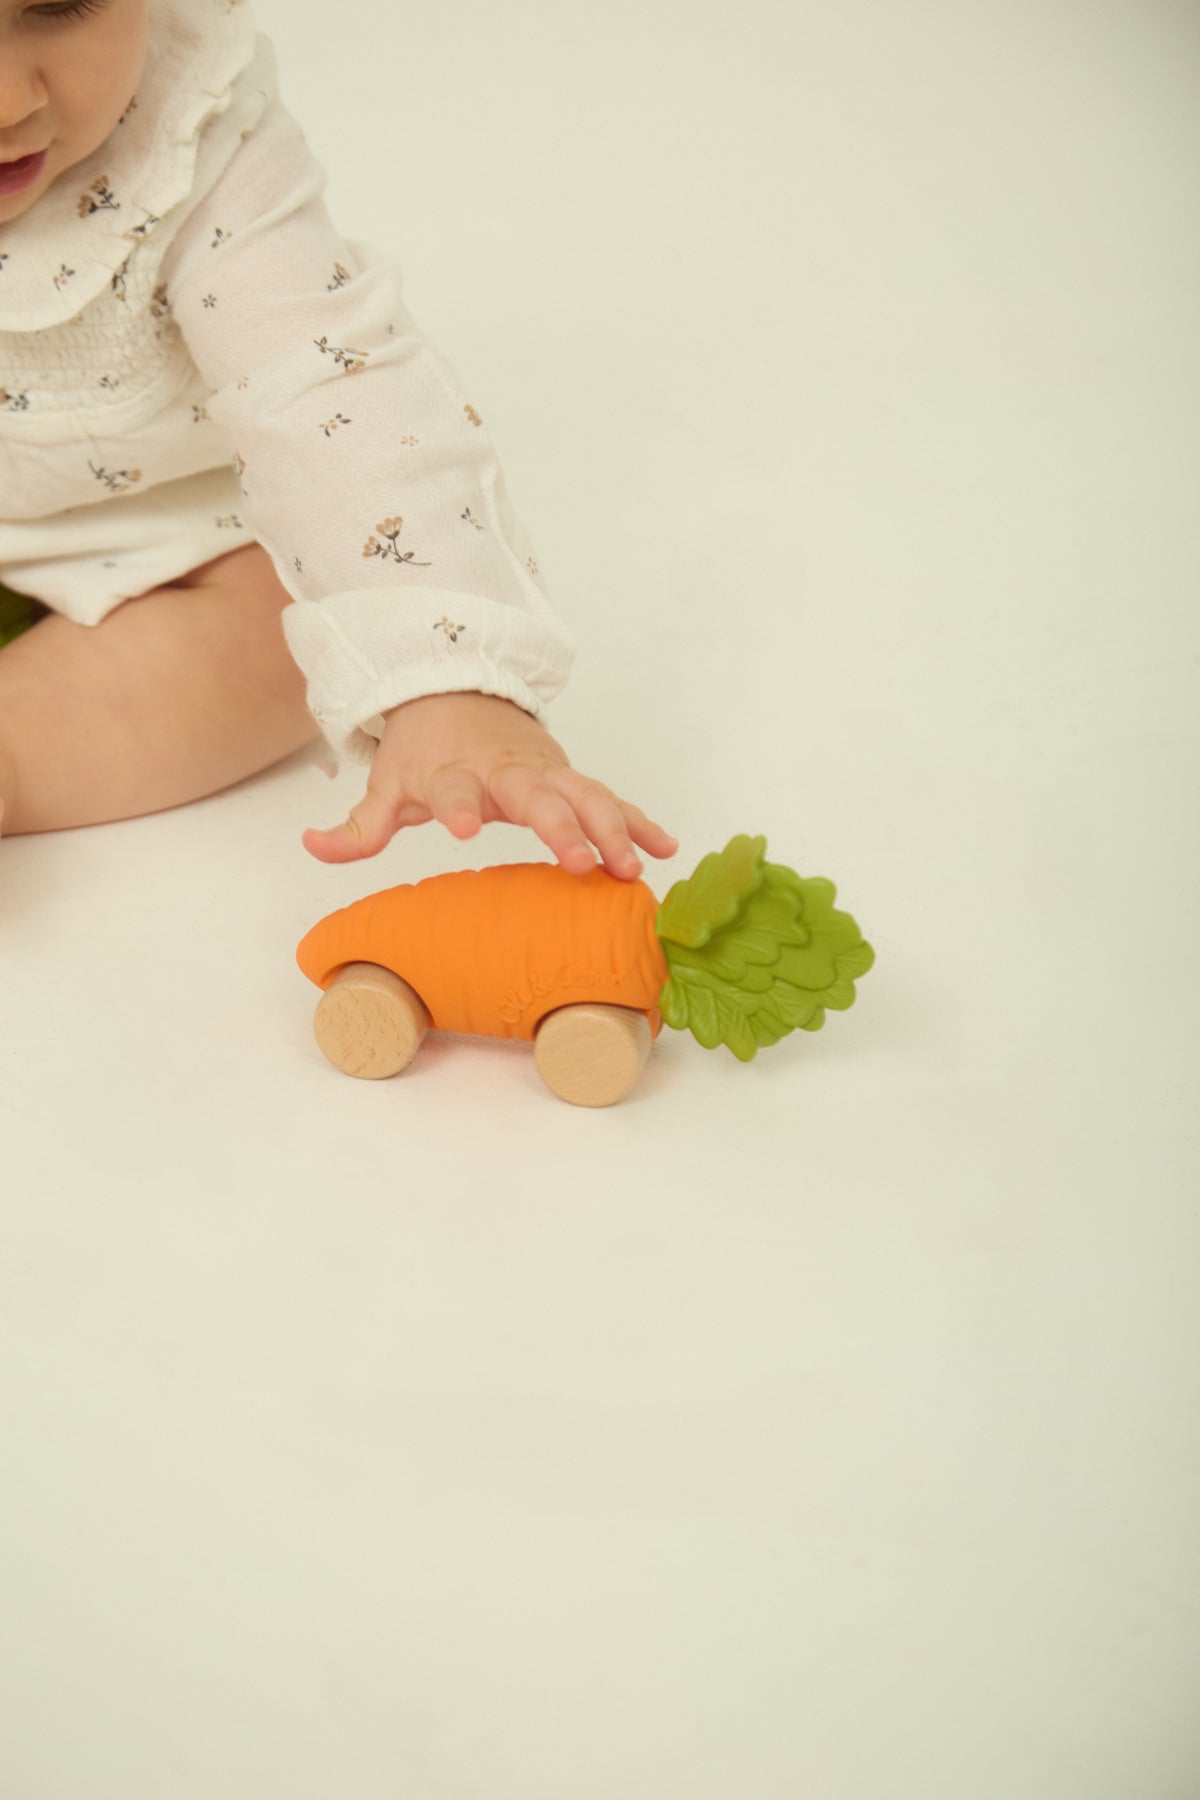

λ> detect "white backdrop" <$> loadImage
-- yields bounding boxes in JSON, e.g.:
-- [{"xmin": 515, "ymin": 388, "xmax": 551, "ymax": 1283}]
[{"xmin": 2, "ymin": 2, "xmax": 1198, "ymax": 1795}]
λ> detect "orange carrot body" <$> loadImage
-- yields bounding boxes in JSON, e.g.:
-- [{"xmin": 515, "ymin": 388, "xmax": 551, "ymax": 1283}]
[{"xmin": 296, "ymin": 863, "xmax": 667, "ymax": 1041}]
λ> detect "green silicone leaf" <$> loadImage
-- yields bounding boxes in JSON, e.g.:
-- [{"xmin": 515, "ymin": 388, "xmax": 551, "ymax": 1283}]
[
  {"xmin": 717, "ymin": 995, "xmax": 759, "ymax": 1064},
  {"xmin": 655, "ymin": 836, "xmax": 875, "ymax": 1060},
  {"xmin": 774, "ymin": 940, "xmax": 839, "ymax": 990},
  {"xmin": 659, "ymin": 974, "xmax": 687, "ymax": 1034},
  {"xmin": 838, "ymin": 942, "xmax": 877, "ymax": 982},
  {"xmin": 765, "ymin": 983, "xmax": 825, "ymax": 1031},
  {"xmin": 663, "ymin": 965, "xmax": 761, "ymax": 1061},
  {"xmin": 681, "ymin": 978, "xmax": 720, "ymax": 1050},
  {"xmin": 656, "ymin": 833, "xmax": 766, "ymax": 949},
  {"xmin": 750, "ymin": 1008, "xmax": 789, "ymax": 1051}
]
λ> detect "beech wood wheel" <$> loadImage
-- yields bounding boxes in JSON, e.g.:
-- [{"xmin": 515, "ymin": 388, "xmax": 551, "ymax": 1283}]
[
  {"xmin": 533, "ymin": 1004, "xmax": 653, "ymax": 1107},
  {"xmin": 313, "ymin": 962, "xmax": 430, "ymax": 1080}
]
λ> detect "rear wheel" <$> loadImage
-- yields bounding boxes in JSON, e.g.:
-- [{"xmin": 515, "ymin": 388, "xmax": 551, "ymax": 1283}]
[
  {"xmin": 313, "ymin": 962, "xmax": 430, "ymax": 1079},
  {"xmin": 534, "ymin": 1004, "xmax": 652, "ymax": 1107}
]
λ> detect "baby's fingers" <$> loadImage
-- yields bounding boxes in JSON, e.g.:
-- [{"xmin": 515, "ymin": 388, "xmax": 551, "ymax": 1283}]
[
  {"xmin": 554, "ymin": 773, "xmax": 678, "ymax": 878},
  {"xmin": 491, "ymin": 766, "xmax": 599, "ymax": 873},
  {"xmin": 302, "ymin": 783, "xmax": 405, "ymax": 863},
  {"xmin": 615, "ymin": 798, "xmax": 679, "ymax": 861},
  {"xmin": 428, "ymin": 765, "xmax": 486, "ymax": 841},
  {"xmin": 562, "ymin": 781, "xmax": 644, "ymax": 878}
]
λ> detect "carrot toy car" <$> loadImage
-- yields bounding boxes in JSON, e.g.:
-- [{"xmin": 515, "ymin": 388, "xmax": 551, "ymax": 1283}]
[{"xmin": 296, "ymin": 833, "xmax": 875, "ymax": 1106}]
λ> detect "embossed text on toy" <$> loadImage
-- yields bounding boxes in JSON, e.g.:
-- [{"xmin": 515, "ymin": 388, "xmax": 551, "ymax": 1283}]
[{"xmin": 497, "ymin": 957, "xmax": 645, "ymax": 1029}]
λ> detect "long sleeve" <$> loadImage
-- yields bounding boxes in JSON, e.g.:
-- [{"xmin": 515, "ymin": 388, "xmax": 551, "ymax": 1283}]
[{"xmin": 156, "ymin": 95, "xmax": 574, "ymax": 772}]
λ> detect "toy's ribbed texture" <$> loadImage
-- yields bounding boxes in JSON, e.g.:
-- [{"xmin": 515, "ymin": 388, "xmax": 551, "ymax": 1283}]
[{"xmin": 296, "ymin": 863, "xmax": 666, "ymax": 1041}]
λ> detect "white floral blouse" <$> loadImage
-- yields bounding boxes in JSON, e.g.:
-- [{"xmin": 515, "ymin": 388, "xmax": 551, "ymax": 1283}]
[{"xmin": 0, "ymin": 0, "xmax": 574, "ymax": 773}]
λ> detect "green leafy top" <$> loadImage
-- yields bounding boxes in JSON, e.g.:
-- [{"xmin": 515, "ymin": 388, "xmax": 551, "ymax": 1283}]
[{"xmin": 655, "ymin": 835, "xmax": 875, "ymax": 1062}]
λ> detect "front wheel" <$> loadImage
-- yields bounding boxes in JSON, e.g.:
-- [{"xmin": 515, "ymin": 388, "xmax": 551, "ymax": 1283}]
[
  {"xmin": 533, "ymin": 1004, "xmax": 653, "ymax": 1107},
  {"xmin": 313, "ymin": 962, "xmax": 430, "ymax": 1080}
]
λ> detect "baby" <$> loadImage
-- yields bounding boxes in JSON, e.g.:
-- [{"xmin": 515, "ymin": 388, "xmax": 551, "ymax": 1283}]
[{"xmin": 0, "ymin": 0, "xmax": 676, "ymax": 883}]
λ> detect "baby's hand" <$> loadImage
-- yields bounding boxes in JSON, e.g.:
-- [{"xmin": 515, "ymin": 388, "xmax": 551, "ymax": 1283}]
[{"xmin": 301, "ymin": 691, "xmax": 678, "ymax": 879}]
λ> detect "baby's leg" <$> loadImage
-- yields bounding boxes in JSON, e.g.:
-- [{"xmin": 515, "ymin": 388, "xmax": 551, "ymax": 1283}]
[{"xmin": 0, "ymin": 543, "xmax": 318, "ymax": 836}]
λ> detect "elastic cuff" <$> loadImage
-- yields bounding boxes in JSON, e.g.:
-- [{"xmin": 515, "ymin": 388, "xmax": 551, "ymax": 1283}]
[{"xmin": 280, "ymin": 585, "xmax": 575, "ymax": 775}]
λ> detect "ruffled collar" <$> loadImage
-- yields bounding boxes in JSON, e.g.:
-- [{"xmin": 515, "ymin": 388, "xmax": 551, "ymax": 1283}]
[{"xmin": 0, "ymin": 0, "xmax": 260, "ymax": 332}]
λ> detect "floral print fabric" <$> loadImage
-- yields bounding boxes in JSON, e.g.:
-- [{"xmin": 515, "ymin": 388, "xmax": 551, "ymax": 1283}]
[{"xmin": 0, "ymin": 0, "xmax": 573, "ymax": 772}]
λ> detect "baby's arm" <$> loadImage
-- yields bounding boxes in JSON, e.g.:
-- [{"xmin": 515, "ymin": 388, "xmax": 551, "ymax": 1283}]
[
  {"xmin": 157, "ymin": 97, "xmax": 671, "ymax": 874},
  {"xmin": 302, "ymin": 690, "xmax": 677, "ymax": 877}
]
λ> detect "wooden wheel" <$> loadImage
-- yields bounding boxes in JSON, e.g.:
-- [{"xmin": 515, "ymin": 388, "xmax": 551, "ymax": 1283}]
[
  {"xmin": 533, "ymin": 1004, "xmax": 652, "ymax": 1107},
  {"xmin": 313, "ymin": 962, "xmax": 430, "ymax": 1080}
]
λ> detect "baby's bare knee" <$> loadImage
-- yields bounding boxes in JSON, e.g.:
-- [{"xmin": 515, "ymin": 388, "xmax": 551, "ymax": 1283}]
[{"xmin": 0, "ymin": 558, "xmax": 314, "ymax": 834}]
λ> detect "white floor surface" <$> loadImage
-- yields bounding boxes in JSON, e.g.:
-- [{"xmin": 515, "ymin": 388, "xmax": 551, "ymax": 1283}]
[{"xmin": 2, "ymin": 2, "xmax": 1198, "ymax": 1795}]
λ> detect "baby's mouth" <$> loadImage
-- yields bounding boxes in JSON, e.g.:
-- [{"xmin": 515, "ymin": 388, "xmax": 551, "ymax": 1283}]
[{"xmin": 3, "ymin": 152, "xmax": 43, "ymax": 169}]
